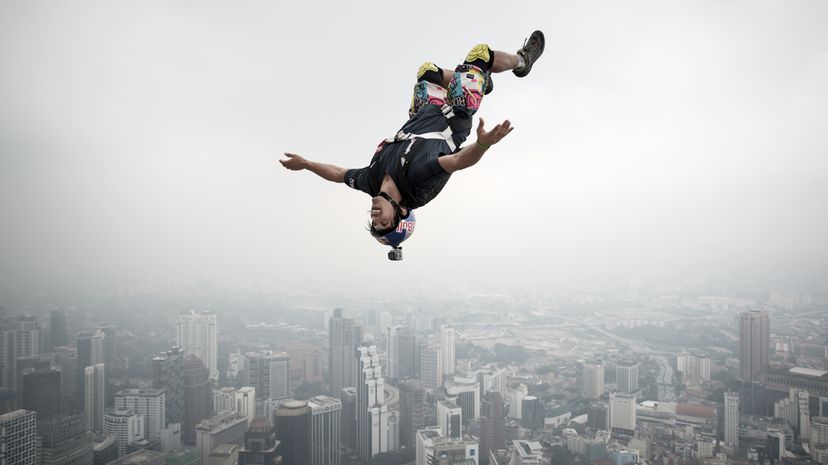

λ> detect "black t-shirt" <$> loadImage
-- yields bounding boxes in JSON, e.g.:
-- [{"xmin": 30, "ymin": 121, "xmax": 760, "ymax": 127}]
[{"xmin": 344, "ymin": 105, "xmax": 471, "ymax": 209}]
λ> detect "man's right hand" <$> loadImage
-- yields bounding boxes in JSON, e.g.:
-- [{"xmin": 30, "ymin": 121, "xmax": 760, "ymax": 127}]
[{"xmin": 279, "ymin": 153, "xmax": 307, "ymax": 171}]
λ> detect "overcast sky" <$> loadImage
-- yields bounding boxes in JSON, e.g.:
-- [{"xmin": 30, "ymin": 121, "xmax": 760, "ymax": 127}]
[{"xmin": 1, "ymin": 0, "xmax": 826, "ymax": 298}]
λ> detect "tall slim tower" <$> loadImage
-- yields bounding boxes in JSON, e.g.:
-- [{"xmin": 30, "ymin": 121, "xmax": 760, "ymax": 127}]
[
  {"xmin": 84, "ymin": 363, "xmax": 106, "ymax": 433},
  {"xmin": 182, "ymin": 354, "xmax": 212, "ymax": 445},
  {"xmin": 440, "ymin": 326, "xmax": 456, "ymax": 376},
  {"xmin": 724, "ymin": 391, "xmax": 739, "ymax": 448},
  {"xmin": 582, "ymin": 362, "xmax": 605, "ymax": 400},
  {"xmin": 308, "ymin": 395, "xmax": 342, "ymax": 465},
  {"xmin": 419, "ymin": 345, "xmax": 443, "ymax": 389},
  {"xmin": 616, "ymin": 361, "xmax": 639, "ymax": 394},
  {"xmin": 387, "ymin": 326, "xmax": 400, "ymax": 379},
  {"xmin": 357, "ymin": 345, "xmax": 388, "ymax": 462},
  {"xmin": 49, "ymin": 310, "xmax": 69, "ymax": 350},
  {"xmin": 739, "ymin": 310, "xmax": 770, "ymax": 381},
  {"xmin": 328, "ymin": 309, "xmax": 363, "ymax": 398},
  {"xmin": 177, "ymin": 311, "xmax": 218, "ymax": 381},
  {"xmin": 274, "ymin": 400, "xmax": 312, "ymax": 465},
  {"xmin": 399, "ymin": 379, "xmax": 425, "ymax": 449},
  {"xmin": 153, "ymin": 347, "xmax": 185, "ymax": 425},
  {"xmin": 243, "ymin": 351, "xmax": 290, "ymax": 400}
]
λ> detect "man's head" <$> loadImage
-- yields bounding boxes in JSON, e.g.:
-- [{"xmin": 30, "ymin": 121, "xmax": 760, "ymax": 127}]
[{"xmin": 368, "ymin": 192, "xmax": 415, "ymax": 248}]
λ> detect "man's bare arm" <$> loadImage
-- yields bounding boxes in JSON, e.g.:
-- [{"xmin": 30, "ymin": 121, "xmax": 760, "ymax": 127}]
[
  {"xmin": 438, "ymin": 118, "xmax": 514, "ymax": 173},
  {"xmin": 279, "ymin": 153, "xmax": 347, "ymax": 183}
]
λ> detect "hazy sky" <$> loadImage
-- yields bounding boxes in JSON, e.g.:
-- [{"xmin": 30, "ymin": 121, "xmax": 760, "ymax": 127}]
[{"xmin": 1, "ymin": 0, "xmax": 826, "ymax": 297}]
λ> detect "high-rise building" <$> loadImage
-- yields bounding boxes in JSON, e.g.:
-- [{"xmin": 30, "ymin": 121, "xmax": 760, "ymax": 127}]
[
  {"xmin": 480, "ymin": 391, "xmax": 506, "ymax": 462},
  {"xmin": 609, "ymin": 393, "xmax": 636, "ymax": 431},
  {"xmin": 177, "ymin": 311, "xmax": 218, "ymax": 382},
  {"xmin": 308, "ymin": 395, "xmax": 342, "ymax": 465},
  {"xmin": 182, "ymin": 354, "xmax": 212, "ymax": 446},
  {"xmin": 440, "ymin": 326, "xmax": 456, "ymax": 376},
  {"xmin": 160, "ymin": 423, "xmax": 181, "ymax": 453},
  {"xmin": 195, "ymin": 412, "xmax": 248, "ymax": 465},
  {"xmin": 388, "ymin": 326, "xmax": 418, "ymax": 380},
  {"xmin": 53, "ymin": 347, "xmax": 79, "ymax": 407},
  {"xmin": 273, "ymin": 400, "xmax": 312, "ymax": 465},
  {"xmin": 103, "ymin": 409, "xmax": 144, "ymax": 457},
  {"xmin": 616, "ymin": 361, "xmax": 639, "ymax": 394},
  {"xmin": 212, "ymin": 386, "xmax": 256, "ymax": 424},
  {"xmin": 282, "ymin": 341, "xmax": 325, "ymax": 385},
  {"xmin": 739, "ymin": 310, "xmax": 770, "ymax": 381},
  {"xmin": 521, "ymin": 396, "xmax": 544, "ymax": 430},
  {"xmin": 152, "ymin": 346, "xmax": 185, "ymax": 425},
  {"xmin": 22, "ymin": 369, "xmax": 62, "ymax": 419},
  {"xmin": 0, "ymin": 316, "xmax": 42, "ymax": 390},
  {"xmin": 438, "ymin": 399, "xmax": 463, "ymax": 438},
  {"xmin": 239, "ymin": 417, "xmax": 282, "ymax": 465},
  {"xmin": 50, "ymin": 310, "xmax": 69, "ymax": 350},
  {"xmin": 419, "ymin": 344, "xmax": 443, "ymax": 389},
  {"xmin": 477, "ymin": 368, "xmax": 507, "ymax": 398},
  {"xmin": 76, "ymin": 330, "xmax": 104, "ymax": 407},
  {"xmin": 328, "ymin": 309, "xmax": 363, "ymax": 398},
  {"xmin": 416, "ymin": 428, "xmax": 479, "ymax": 465},
  {"xmin": 582, "ymin": 362, "xmax": 604, "ymax": 400},
  {"xmin": 84, "ymin": 363, "xmax": 106, "ymax": 433},
  {"xmin": 0, "ymin": 410, "xmax": 37, "ymax": 464},
  {"xmin": 588, "ymin": 402, "xmax": 610, "ymax": 431},
  {"xmin": 387, "ymin": 326, "xmax": 401, "ymax": 379},
  {"xmin": 115, "ymin": 389, "xmax": 166, "ymax": 442},
  {"xmin": 243, "ymin": 351, "xmax": 290, "ymax": 400},
  {"xmin": 340, "ymin": 387, "xmax": 357, "ymax": 452},
  {"xmin": 399, "ymin": 378, "xmax": 425, "ymax": 449},
  {"xmin": 446, "ymin": 376, "xmax": 481, "ymax": 423},
  {"xmin": 36, "ymin": 413, "xmax": 94, "ymax": 465},
  {"xmin": 356, "ymin": 344, "xmax": 388, "ymax": 462},
  {"xmin": 724, "ymin": 391, "xmax": 739, "ymax": 448},
  {"xmin": 508, "ymin": 384, "xmax": 528, "ymax": 420},
  {"xmin": 811, "ymin": 416, "xmax": 828, "ymax": 464}
]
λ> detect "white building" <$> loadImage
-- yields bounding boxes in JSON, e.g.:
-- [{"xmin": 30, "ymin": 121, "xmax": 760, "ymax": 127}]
[
  {"xmin": 724, "ymin": 391, "xmax": 739, "ymax": 448},
  {"xmin": 177, "ymin": 311, "xmax": 219, "ymax": 381},
  {"xmin": 582, "ymin": 362, "xmax": 604, "ymax": 400},
  {"xmin": 511, "ymin": 439, "xmax": 543, "ymax": 465},
  {"xmin": 509, "ymin": 384, "xmax": 528, "ymax": 419},
  {"xmin": 387, "ymin": 410, "xmax": 400, "ymax": 452},
  {"xmin": 616, "ymin": 362, "xmax": 639, "ymax": 394},
  {"xmin": 416, "ymin": 428, "xmax": 479, "ymax": 465},
  {"xmin": 440, "ymin": 326, "xmax": 456, "ymax": 376},
  {"xmin": 446, "ymin": 376, "xmax": 481, "ymax": 422},
  {"xmin": 308, "ymin": 395, "xmax": 342, "ymax": 465},
  {"xmin": 160, "ymin": 423, "xmax": 181, "ymax": 452},
  {"xmin": 437, "ymin": 399, "xmax": 463, "ymax": 439},
  {"xmin": 357, "ymin": 345, "xmax": 388, "ymax": 462},
  {"xmin": 115, "ymin": 388, "xmax": 166, "ymax": 442},
  {"xmin": 213, "ymin": 386, "xmax": 256, "ymax": 424},
  {"xmin": 195, "ymin": 413, "xmax": 249, "ymax": 465},
  {"xmin": 419, "ymin": 345, "xmax": 443, "ymax": 389},
  {"xmin": 477, "ymin": 368, "xmax": 507, "ymax": 397},
  {"xmin": 85, "ymin": 363, "xmax": 106, "ymax": 433},
  {"xmin": 104, "ymin": 409, "xmax": 145, "ymax": 457},
  {"xmin": 609, "ymin": 393, "xmax": 636, "ymax": 431}
]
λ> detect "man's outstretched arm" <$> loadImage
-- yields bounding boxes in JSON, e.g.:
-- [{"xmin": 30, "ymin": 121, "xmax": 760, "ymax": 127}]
[
  {"xmin": 438, "ymin": 118, "xmax": 514, "ymax": 174},
  {"xmin": 279, "ymin": 153, "xmax": 347, "ymax": 183}
]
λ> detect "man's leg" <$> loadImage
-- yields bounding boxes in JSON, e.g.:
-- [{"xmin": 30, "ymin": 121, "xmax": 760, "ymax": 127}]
[{"xmin": 409, "ymin": 62, "xmax": 449, "ymax": 118}]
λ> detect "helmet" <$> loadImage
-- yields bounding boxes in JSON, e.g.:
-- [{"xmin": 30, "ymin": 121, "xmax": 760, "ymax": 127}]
[{"xmin": 375, "ymin": 210, "xmax": 416, "ymax": 248}]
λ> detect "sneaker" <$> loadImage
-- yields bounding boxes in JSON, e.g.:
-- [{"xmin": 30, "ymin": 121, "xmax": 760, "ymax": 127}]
[{"xmin": 513, "ymin": 30, "xmax": 545, "ymax": 78}]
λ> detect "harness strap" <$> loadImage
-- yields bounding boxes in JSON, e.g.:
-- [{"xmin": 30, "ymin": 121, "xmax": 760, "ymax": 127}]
[{"xmin": 384, "ymin": 104, "xmax": 459, "ymax": 154}]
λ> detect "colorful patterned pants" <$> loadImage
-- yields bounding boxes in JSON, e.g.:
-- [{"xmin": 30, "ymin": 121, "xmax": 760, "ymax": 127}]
[{"xmin": 409, "ymin": 44, "xmax": 494, "ymax": 119}]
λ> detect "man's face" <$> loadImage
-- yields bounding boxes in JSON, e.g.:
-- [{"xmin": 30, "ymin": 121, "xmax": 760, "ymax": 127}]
[{"xmin": 370, "ymin": 196, "xmax": 397, "ymax": 231}]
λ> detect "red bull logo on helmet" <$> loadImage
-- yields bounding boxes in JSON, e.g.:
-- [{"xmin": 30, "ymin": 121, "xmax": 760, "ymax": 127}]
[{"xmin": 396, "ymin": 219, "xmax": 415, "ymax": 233}]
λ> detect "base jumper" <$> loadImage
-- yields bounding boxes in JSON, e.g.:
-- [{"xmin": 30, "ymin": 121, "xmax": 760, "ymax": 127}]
[{"xmin": 280, "ymin": 31, "xmax": 545, "ymax": 260}]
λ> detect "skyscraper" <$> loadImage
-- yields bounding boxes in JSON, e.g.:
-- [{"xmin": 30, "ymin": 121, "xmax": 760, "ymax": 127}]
[
  {"xmin": 37, "ymin": 413, "xmax": 94, "ymax": 465},
  {"xmin": 724, "ymin": 391, "xmax": 739, "ymax": 448},
  {"xmin": 588, "ymin": 402, "xmax": 610, "ymax": 431},
  {"xmin": 616, "ymin": 361, "xmax": 639, "ymax": 394},
  {"xmin": 49, "ymin": 310, "xmax": 69, "ymax": 350},
  {"xmin": 195, "ymin": 412, "xmax": 249, "ymax": 465},
  {"xmin": 152, "ymin": 347, "xmax": 185, "ymax": 425},
  {"xmin": 0, "ymin": 410, "xmax": 37, "ymax": 464},
  {"xmin": 177, "ymin": 311, "xmax": 219, "ymax": 382},
  {"xmin": 357, "ymin": 345, "xmax": 388, "ymax": 462},
  {"xmin": 308, "ymin": 395, "xmax": 342, "ymax": 465},
  {"xmin": 243, "ymin": 351, "xmax": 290, "ymax": 400},
  {"xmin": 0, "ymin": 316, "xmax": 42, "ymax": 390},
  {"xmin": 479, "ymin": 391, "xmax": 506, "ymax": 462},
  {"xmin": 76, "ymin": 330, "xmax": 104, "ymax": 407},
  {"xmin": 328, "ymin": 309, "xmax": 363, "ymax": 398},
  {"xmin": 182, "ymin": 354, "xmax": 212, "ymax": 446},
  {"xmin": 274, "ymin": 400, "xmax": 312, "ymax": 465},
  {"xmin": 508, "ymin": 384, "xmax": 528, "ymax": 420},
  {"xmin": 399, "ymin": 378, "xmax": 425, "ymax": 449},
  {"xmin": 84, "ymin": 363, "xmax": 106, "ymax": 433},
  {"xmin": 22, "ymin": 369, "xmax": 62, "ymax": 419},
  {"xmin": 582, "ymin": 362, "xmax": 605, "ymax": 400},
  {"xmin": 609, "ymin": 393, "xmax": 636, "ymax": 431},
  {"xmin": 387, "ymin": 326, "xmax": 401, "ymax": 379},
  {"xmin": 445, "ymin": 377, "xmax": 481, "ymax": 423},
  {"xmin": 115, "ymin": 388, "xmax": 166, "ymax": 442},
  {"xmin": 340, "ymin": 387, "xmax": 357, "ymax": 452},
  {"xmin": 739, "ymin": 310, "xmax": 770, "ymax": 381},
  {"xmin": 419, "ymin": 344, "xmax": 443, "ymax": 389},
  {"xmin": 438, "ymin": 399, "xmax": 463, "ymax": 438},
  {"xmin": 440, "ymin": 326, "xmax": 456, "ymax": 376}
]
